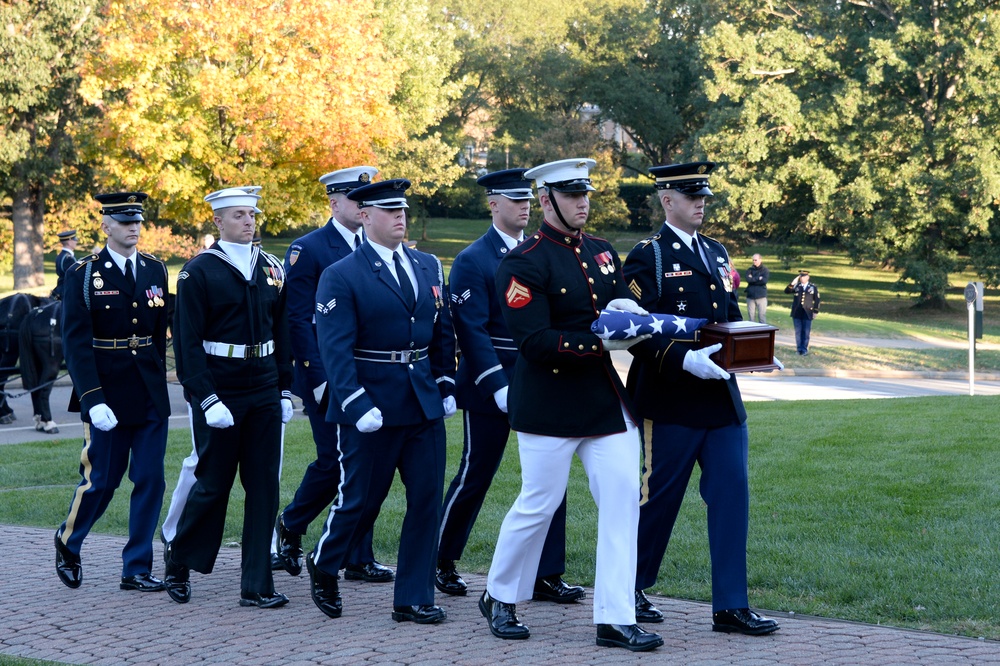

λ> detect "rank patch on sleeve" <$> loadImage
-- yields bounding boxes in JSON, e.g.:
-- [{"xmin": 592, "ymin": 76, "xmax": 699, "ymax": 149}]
[
  {"xmin": 505, "ymin": 277, "xmax": 532, "ymax": 309},
  {"xmin": 316, "ymin": 298, "xmax": 336, "ymax": 315},
  {"xmin": 628, "ymin": 279, "xmax": 642, "ymax": 299}
]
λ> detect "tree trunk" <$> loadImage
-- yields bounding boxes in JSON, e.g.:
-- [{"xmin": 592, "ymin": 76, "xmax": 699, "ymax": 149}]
[{"xmin": 12, "ymin": 181, "xmax": 46, "ymax": 290}]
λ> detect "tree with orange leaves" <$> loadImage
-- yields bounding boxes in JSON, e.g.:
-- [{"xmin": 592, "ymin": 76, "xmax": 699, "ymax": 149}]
[{"xmin": 78, "ymin": 0, "xmax": 406, "ymax": 231}]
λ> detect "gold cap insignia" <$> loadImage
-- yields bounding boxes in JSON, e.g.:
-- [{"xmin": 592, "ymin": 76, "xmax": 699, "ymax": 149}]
[
  {"xmin": 697, "ymin": 165, "xmax": 707, "ymax": 174},
  {"xmin": 360, "ymin": 173, "xmax": 371, "ymax": 183},
  {"xmin": 127, "ymin": 195, "xmax": 137, "ymax": 203}
]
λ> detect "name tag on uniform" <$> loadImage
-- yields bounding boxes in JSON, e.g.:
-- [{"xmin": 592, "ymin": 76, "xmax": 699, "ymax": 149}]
[
  {"xmin": 94, "ymin": 290, "xmax": 120, "ymax": 296},
  {"xmin": 663, "ymin": 271, "xmax": 692, "ymax": 279}
]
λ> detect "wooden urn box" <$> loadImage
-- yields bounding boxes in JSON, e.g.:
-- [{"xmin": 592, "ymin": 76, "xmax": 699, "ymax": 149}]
[{"xmin": 698, "ymin": 321, "xmax": 779, "ymax": 372}]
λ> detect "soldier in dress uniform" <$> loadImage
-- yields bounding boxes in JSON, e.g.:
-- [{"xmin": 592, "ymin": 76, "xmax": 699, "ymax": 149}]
[
  {"xmin": 306, "ymin": 178, "xmax": 456, "ymax": 625},
  {"xmin": 163, "ymin": 186, "xmax": 294, "ymax": 609},
  {"xmin": 436, "ymin": 168, "xmax": 583, "ymax": 604},
  {"xmin": 55, "ymin": 192, "xmax": 170, "ymax": 593},
  {"xmin": 479, "ymin": 159, "xmax": 662, "ymax": 652},
  {"xmin": 52, "ymin": 229, "xmax": 79, "ymax": 300},
  {"xmin": 622, "ymin": 161, "xmax": 779, "ymax": 635},
  {"xmin": 274, "ymin": 166, "xmax": 393, "ymax": 583},
  {"xmin": 784, "ymin": 270, "xmax": 821, "ymax": 355}
]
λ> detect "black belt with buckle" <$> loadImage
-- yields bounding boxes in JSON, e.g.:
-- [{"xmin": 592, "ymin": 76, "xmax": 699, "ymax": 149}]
[
  {"xmin": 353, "ymin": 347, "xmax": 429, "ymax": 364},
  {"xmin": 93, "ymin": 335, "xmax": 153, "ymax": 350}
]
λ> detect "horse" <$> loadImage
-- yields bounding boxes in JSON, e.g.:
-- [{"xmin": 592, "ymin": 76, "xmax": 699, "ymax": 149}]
[
  {"xmin": 19, "ymin": 300, "xmax": 64, "ymax": 434},
  {"xmin": 0, "ymin": 293, "xmax": 45, "ymax": 424}
]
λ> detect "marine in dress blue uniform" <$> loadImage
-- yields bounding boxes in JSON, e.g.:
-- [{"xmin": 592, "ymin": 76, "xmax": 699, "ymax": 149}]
[
  {"xmin": 479, "ymin": 159, "xmax": 662, "ymax": 653},
  {"xmin": 164, "ymin": 186, "xmax": 294, "ymax": 609},
  {"xmin": 306, "ymin": 179, "xmax": 456, "ymax": 625},
  {"xmin": 53, "ymin": 229, "xmax": 78, "ymax": 300},
  {"xmin": 436, "ymin": 168, "xmax": 581, "ymax": 603},
  {"xmin": 55, "ymin": 193, "xmax": 170, "ymax": 593},
  {"xmin": 274, "ymin": 166, "xmax": 391, "ymax": 583},
  {"xmin": 623, "ymin": 162, "xmax": 779, "ymax": 635}
]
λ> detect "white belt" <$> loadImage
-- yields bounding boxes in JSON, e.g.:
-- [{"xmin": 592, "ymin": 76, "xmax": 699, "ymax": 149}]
[{"xmin": 203, "ymin": 340, "xmax": 275, "ymax": 359}]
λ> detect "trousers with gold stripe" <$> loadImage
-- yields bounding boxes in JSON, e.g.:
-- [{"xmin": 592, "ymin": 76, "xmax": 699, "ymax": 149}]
[
  {"xmin": 56, "ymin": 398, "xmax": 167, "ymax": 577},
  {"xmin": 636, "ymin": 420, "xmax": 749, "ymax": 612}
]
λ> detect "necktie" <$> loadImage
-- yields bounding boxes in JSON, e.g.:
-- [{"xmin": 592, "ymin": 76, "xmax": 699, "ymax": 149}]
[
  {"xmin": 394, "ymin": 252, "xmax": 415, "ymax": 306},
  {"xmin": 354, "ymin": 235, "xmax": 362, "ymax": 251},
  {"xmin": 691, "ymin": 237, "xmax": 709, "ymax": 271},
  {"xmin": 124, "ymin": 258, "xmax": 136, "ymax": 294}
]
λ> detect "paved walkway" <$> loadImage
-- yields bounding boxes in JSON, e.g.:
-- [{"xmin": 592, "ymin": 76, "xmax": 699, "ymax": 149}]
[{"xmin": 1, "ymin": 526, "xmax": 997, "ymax": 665}]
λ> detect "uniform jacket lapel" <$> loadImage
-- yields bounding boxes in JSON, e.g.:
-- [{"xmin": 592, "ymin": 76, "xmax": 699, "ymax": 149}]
[
  {"xmin": 406, "ymin": 246, "xmax": 433, "ymax": 309},
  {"xmin": 361, "ymin": 242, "xmax": 411, "ymax": 306},
  {"xmin": 661, "ymin": 225, "xmax": 710, "ymax": 277}
]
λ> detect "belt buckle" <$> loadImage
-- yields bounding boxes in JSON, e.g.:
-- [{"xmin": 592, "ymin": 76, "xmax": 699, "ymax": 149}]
[
  {"xmin": 247, "ymin": 345, "xmax": 258, "ymax": 359},
  {"xmin": 400, "ymin": 350, "xmax": 412, "ymax": 363},
  {"xmin": 128, "ymin": 334, "xmax": 139, "ymax": 350}
]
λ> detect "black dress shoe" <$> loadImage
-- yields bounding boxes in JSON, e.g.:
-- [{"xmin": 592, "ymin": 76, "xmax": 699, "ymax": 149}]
[
  {"xmin": 275, "ymin": 513, "xmax": 302, "ymax": 576},
  {"xmin": 239, "ymin": 591, "xmax": 290, "ymax": 609},
  {"xmin": 307, "ymin": 552, "xmax": 343, "ymax": 619},
  {"xmin": 344, "ymin": 560, "xmax": 395, "ymax": 582},
  {"xmin": 712, "ymin": 608, "xmax": 780, "ymax": 635},
  {"xmin": 478, "ymin": 590, "xmax": 529, "ymax": 640},
  {"xmin": 435, "ymin": 559, "xmax": 467, "ymax": 596},
  {"xmin": 54, "ymin": 534, "xmax": 82, "ymax": 589},
  {"xmin": 635, "ymin": 589, "xmax": 664, "ymax": 623},
  {"xmin": 120, "ymin": 573, "xmax": 165, "ymax": 592},
  {"xmin": 270, "ymin": 553, "xmax": 285, "ymax": 571},
  {"xmin": 596, "ymin": 624, "xmax": 664, "ymax": 652},
  {"xmin": 531, "ymin": 575, "xmax": 585, "ymax": 603},
  {"xmin": 163, "ymin": 543, "xmax": 191, "ymax": 604},
  {"xmin": 391, "ymin": 604, "xmax": 447, "ymax": 624}
]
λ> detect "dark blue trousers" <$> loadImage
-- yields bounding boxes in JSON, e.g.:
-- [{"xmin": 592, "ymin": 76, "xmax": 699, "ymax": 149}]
[
  {"xmin": 438, "ymin": 409, "xmax": 567, "ymax": 578},
  {"xmin": 636, "ymin": 421, "xmax": 750, "ymax": 612},
  {"xmin": 282, "ymin": 400, "xmax": 375, "ymax": 565},
  {"xmin": 172, "ymin": 388, "xmax": 282, "ymax": 596},
  {"xmin": 793, "ymin": 316, "xmax": 813, "ymax": 354},
  {"xmin": 314, "ymin": 418, "xmax": 446, "ymax": 607},
  {"xmin": 57, "ymin": 399, "xmax": 167, "ymax": 577}
]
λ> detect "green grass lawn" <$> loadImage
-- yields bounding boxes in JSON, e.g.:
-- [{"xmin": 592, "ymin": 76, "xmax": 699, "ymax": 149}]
[{"xmin": 3, "ymin": 395, "xmax": 999, "ymax": 640}]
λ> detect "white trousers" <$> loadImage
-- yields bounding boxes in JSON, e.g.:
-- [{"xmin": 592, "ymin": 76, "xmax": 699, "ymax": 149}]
[
  {"xmin": 161, "ymin": 404, "xmax": 283, "ymax": 548},
  {"xmin": 486, "ymin": 406, "xmax": 640, "ymax": 625}
]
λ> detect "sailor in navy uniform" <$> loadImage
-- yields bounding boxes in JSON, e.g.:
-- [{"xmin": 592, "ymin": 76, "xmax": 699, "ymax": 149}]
[
  {"xmin": 274, "ymin": 167, "xmax": 393, "ymax": 583},
  {"xmin": 436, "ymin": 168, "xmax": 582, "ymax": 604},
  {"xmin": 479, "ymin": 159, "xmax": 662, "ymax": 653},
  {"xmin": 52, "ymin": 229, "xmax": 79, "ymax": 300},
  {"xmin": 55, "ymin": 193, "xmax": 170, "ymax": 593},
  {"xmin": 163, "ymin": 186, "xmax": 294, "ymax": 609},
  {"xmin": 306, "ymin": 179, "xmax": 456, "ymax": 625},
  {"xmin": 622, "ymin": 161, "xmax": 779, "ymax": 635}
]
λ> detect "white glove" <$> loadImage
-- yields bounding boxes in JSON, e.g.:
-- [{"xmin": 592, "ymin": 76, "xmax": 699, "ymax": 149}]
[
  {"xmin": 442, "ymin": 395, "xmax": 457, "ymax": 418},
  {"xmin": 682, "ymin": 343, "xmax": 731, "ymax": 380},
  {"xmin": 493, "ymin": 386, "xmax": 509, "ymax": 413},
  {"xmin": 312, "ymin": 381, "xmax": 327, "ymax": 404},
  {"xmin": 280, "ymin": 398, "xmax": 294, "ymax": 424},
  {"xmin": 356, "ymin": 407, "xmax": 383, "ymax": 433},
  {"xmin": 603, "ymin": 333, "xmax": 652, "ymax": 351},
  {"xmin": 205, "ymin": 401, "xmax": 235, "ymax": 428},
  {"xmin": 88, "ymin": 403, "xmax": 118, "ymax": 431},
  {"xmin": 606, "ymin": 298, "xmax": 648, "ymax": 316}
]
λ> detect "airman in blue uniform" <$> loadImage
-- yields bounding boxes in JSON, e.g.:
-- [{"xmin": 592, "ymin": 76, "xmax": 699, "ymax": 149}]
[
  {"xmin": 436, "ymin": 168, "xmax": 582, "ymax": 604},
  {"xmin": 274, "ymin": 166, "xmax": 392, "ymax": 583},
  {"xmin": 55, "ymin": 193, "xmax": 170, "ymax": 593},
  {"xmin": 623, "ymin": 161, "xmax": 779, "ymax": 636},
  {"xmin": 306, "ymin": 178, "xmax": 456, "ymax": 625}
]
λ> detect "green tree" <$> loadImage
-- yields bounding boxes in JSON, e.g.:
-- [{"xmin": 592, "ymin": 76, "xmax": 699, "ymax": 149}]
[
  {"xmin": 0, "ymin": 0, "xmax": 99, "ymax": 288},
  {"xmin": 695, "ymin": 1, "xmax": 1000, "ymax": 307}
]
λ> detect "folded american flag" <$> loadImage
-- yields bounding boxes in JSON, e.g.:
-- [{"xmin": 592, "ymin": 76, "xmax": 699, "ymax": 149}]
[{"xmin": 591, "ymin": 309, "xmax": 708, "ymax": 340}]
